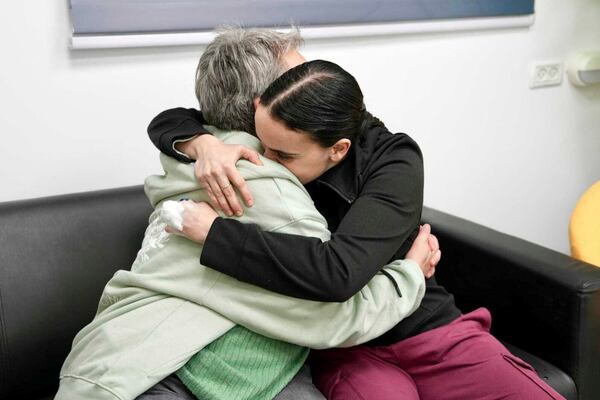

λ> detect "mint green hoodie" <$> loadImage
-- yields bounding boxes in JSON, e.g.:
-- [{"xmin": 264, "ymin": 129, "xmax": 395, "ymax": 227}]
[{"xmin": 55, "ymin": 127, "xmax": 425, "ymax": 400}]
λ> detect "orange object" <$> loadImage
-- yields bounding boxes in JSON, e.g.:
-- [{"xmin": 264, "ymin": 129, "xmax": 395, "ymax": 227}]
[{"xmin": 570, "ymin": 180, "xmax": 600, "ymax": 267}]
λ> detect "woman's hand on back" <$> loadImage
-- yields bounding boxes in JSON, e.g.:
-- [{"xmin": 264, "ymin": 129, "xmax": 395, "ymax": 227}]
[
  {"xmin": 178, "ymin": 135, "xmax": 263, "ymax": 217},
  {"xmin": 406, "ymin": 224, "xmax": 441, "ymax": 279}
]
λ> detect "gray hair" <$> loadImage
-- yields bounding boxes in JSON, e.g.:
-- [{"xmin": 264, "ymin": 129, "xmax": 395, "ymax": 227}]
[{"xmin": 195, "ymin": 27, "xmax": 303, "ymax": 134}]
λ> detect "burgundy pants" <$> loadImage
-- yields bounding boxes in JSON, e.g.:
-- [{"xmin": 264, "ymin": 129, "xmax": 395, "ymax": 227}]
[{"xmin": 310, "ymin": 308, "xmax": 564, "ymax": 400}]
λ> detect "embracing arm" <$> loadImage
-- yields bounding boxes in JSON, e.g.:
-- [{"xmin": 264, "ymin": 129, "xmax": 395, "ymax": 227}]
[
  {"xmin": 147, "ymin": 107, "xmax": 209, "ymax": 162},
  {"xmin": 197, "ymin": 204, "xmax": 428, "ymax": 348},
  {"xmin": 201, "ymin": 140, "xmax": 425, "ymax": 301},
  {"xmin": 156, "ymin": 155, "xmax": 428, "ymax": 348},
  {"xmin": 203, "ymin": 253, "xmax": 425, "ymax": 349},
  {"xmin": 147, "ymin": 108, "xmax": 260, "ymax": 215},
  {"xmin": 156, "ymin": 168, "xmax": 428, "ymax": 348}
]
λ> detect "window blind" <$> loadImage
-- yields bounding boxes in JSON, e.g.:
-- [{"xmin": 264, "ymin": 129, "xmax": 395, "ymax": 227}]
[{"xmin": 69, "ymin": 0, "xmax": 535, "ymax": 49}]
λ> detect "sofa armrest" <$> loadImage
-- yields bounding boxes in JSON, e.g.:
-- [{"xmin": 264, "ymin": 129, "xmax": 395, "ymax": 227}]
[{"xmin": 422, "ymin": 207, "xmax": 600, "ymax": 400}]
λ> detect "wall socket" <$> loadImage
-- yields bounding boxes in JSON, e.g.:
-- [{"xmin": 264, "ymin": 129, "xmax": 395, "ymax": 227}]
[{"xmin": 530, "ymin": 61, "xmax": 563, "ymax": 88}]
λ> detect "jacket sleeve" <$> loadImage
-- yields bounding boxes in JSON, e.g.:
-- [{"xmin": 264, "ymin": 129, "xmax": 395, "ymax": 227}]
[
  {"xmin": 203, "ymin": 248, "xmax": 425, "ymax": 348},
  {"xmin": 201, "ymin": 143, "xmax": 424, "ymax": 302},
  {"xmin": 198, "ymin": 170, "xmax": 425, "ymax": 348},
  {"xmin": 147, "ymin": 107, "xmax": 210, "ymax": 162},
  {"xmin": 142, "ymin": 158, "xmax": 424, "ymax": 348}
]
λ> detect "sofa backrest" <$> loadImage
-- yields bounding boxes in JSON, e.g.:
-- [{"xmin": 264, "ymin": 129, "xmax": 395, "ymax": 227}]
[{"xmin": 0, "ymin": 186, "xmax": 152, "ymax": 399}]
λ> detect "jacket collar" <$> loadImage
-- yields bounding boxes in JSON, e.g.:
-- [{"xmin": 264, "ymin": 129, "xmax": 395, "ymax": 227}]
[
  {"xmin": 312, "ymin": 135, "xmax": 366, "ymax": 204},
  {"xmin": 310, "ymin": 116, "xmax": 386, "ymax": 204}
]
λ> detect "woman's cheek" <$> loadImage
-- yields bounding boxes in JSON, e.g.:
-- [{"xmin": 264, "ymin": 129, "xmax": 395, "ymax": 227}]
[{"xmin": 284, "ymin": 162, "xmax": 301, "ymax": 178}]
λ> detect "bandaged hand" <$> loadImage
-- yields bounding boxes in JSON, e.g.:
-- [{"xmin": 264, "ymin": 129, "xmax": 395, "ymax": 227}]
[{"xmin": 163, "ymin": 200, "xmax": 218, "ymax": 244}]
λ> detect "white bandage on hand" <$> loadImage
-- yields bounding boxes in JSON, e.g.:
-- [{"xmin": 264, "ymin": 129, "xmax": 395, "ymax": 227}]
[{"xmin": 159, "ymin": 200, "xmax": 185, "ymax": 231}]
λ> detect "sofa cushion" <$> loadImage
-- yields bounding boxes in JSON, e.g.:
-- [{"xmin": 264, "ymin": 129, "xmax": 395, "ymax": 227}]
[{"xmin": 0, "ymin": 186, "xmax": 152, "ymax": 399}]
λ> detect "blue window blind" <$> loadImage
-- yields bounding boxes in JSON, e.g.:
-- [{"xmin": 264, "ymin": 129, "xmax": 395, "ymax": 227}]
[{"xmin": 70, "ymin": 0, "xmax": 535, "ymax": 35}]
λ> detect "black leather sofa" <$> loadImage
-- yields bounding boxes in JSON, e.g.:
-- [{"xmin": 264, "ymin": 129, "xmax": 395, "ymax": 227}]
[{"xmin": 1, "ymin": 185, "xmax": 599, "ymax": 400}]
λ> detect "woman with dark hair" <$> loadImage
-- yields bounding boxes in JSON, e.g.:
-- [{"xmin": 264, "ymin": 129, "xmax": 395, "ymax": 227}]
[
  {"xmin": 252, "ymin": 59, "xmax": 368, "ymax": 185},
  {"xmin": 151, "ymin": 60, "xmax": 563, "ymax": 400}
]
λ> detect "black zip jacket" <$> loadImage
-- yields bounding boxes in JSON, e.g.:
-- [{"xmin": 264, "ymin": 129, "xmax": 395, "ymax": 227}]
[{"xmin": 147, "ymin": 108, "xmax": 461, "ymax": 345}]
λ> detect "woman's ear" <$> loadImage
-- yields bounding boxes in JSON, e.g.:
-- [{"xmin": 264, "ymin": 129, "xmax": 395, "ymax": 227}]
[
  {"xmin": 329, "ymin": 139, "xmax": 352, "ymax": 163},
  {"xmin": 253, "ymin": 97, "xmax": 260, "ymax": 110}
]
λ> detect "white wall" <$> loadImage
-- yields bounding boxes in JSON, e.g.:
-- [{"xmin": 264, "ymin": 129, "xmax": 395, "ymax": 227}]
[{"xmin": 1, "ymin": 1, "xmax": 599, "ymax": 255}]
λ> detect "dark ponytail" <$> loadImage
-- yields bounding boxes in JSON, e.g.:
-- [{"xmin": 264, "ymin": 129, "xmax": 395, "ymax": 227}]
[{"xmin": 260, "ymin": 60, "xmax": 370, "ymax": 147}]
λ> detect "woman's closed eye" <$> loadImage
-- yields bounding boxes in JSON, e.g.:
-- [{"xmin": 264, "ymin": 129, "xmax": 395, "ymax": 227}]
[
  {"xmin": 265, "ymin": 148, "xmax": 295, "ymax": 162},
  {"xmin": 275, "ymin": 152, "xmax": 294, "ymax": 161}
]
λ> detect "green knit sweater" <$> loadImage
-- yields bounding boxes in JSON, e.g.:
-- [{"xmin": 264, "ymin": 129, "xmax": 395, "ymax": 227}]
[{"xmin": 176, "ymin": 325, "xmax": 308, "ymax": 400}]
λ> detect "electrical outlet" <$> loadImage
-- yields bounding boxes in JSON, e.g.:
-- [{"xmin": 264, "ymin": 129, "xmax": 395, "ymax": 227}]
[{"xmin": 530, "ymin": 62, "xmax": 563, "ymax": 88}]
